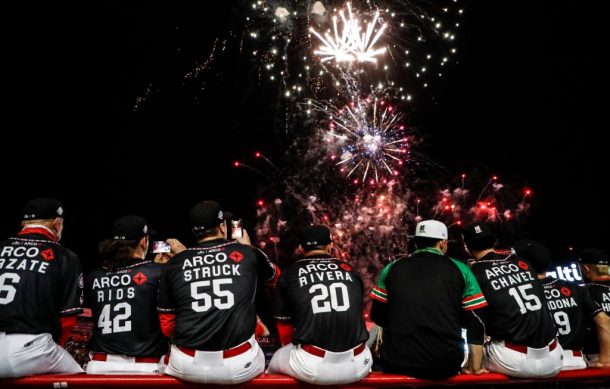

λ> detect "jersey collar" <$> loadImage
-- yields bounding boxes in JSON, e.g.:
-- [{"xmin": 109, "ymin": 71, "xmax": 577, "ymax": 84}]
[
  {"xmin": 413, "ymin": 247, "xmax": 443, "ymax": 256},
  {"xmin": 18, "ymin": 225, "xmax": 58, "ymax": 242}
]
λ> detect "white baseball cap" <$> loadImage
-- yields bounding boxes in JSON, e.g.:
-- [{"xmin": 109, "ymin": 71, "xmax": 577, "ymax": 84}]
[{"xmin": 411, "ymin": 219, "xmax": 448, "ymax": 240}]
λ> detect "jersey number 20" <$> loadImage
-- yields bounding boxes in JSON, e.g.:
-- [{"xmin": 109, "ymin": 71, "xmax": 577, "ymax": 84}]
[{"xmin": 309, "ymin": 283, "xmax": 350, "ymax": 314}]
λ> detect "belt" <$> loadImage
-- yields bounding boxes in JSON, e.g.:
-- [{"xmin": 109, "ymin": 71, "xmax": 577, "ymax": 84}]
[
  {"xmin": 301, "ymin": 343, "xmax": 366, "ymax": 358},
  {"xmin": 177, "ymin": 341, "xmax": 251, "ymax": 359},
  {"xmin": 91, "ymin": 352, "xmax": 165, "ymax": 364},
  {"xmin": 504, "ymin": 338, "xmax": 558, "ymax": 354}
]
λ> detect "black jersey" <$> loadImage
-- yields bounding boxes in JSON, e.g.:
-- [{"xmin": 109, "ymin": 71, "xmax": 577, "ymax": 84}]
[
  {"xmin": 542, "ymin": 278, "xmax": 602, "ymax": 351},
  {"xmin": 582, "ymin": 280, "xmax": 610, "ymax": 354},
  {"xmin": 274, "ymin": 254, "xmax": 369, "ymax": 352},
  {"xmin": 370, "ymin": 248, "xmax": 486, "ymax": 372},
  {"xmin": 585, "ymin": 280, "xmax": 610, "ymax": 313},
  {"xmin": 87, "ymin": 260, "xmax": 168, "ymax": 357},
  {"xmin": 470, "ymin": 252, "xmax": 556, "ymax": 348},
  {"xmin": 157, "ymin": 239, "xmax": 277, "ymax": 350},
  {"xmin": 0, "ymin": 231, "xmax": 83, "ymax": 340}
]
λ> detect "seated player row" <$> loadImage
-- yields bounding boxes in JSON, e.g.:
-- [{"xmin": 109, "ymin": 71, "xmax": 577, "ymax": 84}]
[{"xmin": 1, "ymin": 198, "xmax": 609, "ymax": 384}]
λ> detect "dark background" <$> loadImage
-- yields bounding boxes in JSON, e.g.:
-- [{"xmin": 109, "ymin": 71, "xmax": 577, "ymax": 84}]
[{"xmin": 2, "ymin": 1, "xmax": 607, "ymax": 270}]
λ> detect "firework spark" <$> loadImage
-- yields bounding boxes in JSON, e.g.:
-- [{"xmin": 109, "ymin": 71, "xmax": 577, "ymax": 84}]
[
  {"xmin": 317, "ymin": 97, "xmax": 409, "ymax": 183},
  {"xmin": 310, "ymin": 2, "xmax": 387, "ymax": 64}
]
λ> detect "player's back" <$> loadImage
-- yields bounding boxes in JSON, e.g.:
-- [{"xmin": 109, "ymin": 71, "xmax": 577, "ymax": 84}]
[
  {"xmin": 158, "ymin": 239, "xmax": 272, "ymax": 350},
  {"xmin": 471, "ymin": 252, "xmax": 556, "ymax": 347},
  {"xmin": 584, "ymin": 281, "xmax": 610, "ymax": 313},
  {"xmin": 381, "ymin": 251, "xmax": 467, "ymax": 369},
  {"xmin": 0, "ymin": 234, "xmax": 82, "ymax": 340},
  {"xmin": 277, "ymin": 255, "xmax": 368, "ymax": 352},
  {"xmin": 542, "ymin": 278, "xmax": 598, "ymax": 351},
  {"xmin": 87, "ymin": 260, "xmax": 167, "ymax": 357}
]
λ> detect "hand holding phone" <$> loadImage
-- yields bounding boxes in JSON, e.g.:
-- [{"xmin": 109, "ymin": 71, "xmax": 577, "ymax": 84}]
[
  {"xmin": 231, "ymin": 219, "xmax": 243, "ymax": 240},
  {"xmin": 152, "ymin": 241, "xmax": 171, "ymax": 254}
]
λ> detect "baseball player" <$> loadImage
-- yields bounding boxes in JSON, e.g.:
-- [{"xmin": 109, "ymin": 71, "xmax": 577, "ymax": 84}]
[
  {"xmin": 85, "ymin": 215, "xmax": 169, "ymax": 374},
  {"xmin": 578, "ymin": 248, "xmax": 610, "ymax": 366},
  {"xmin": 0, "ymin": 198, "xmax": 83, "ymax": 378},
  {"xmin": 370, "ymin": 220, "xmax": 488, "ymax": 380},
  {"xmin": 158, "ymin": 201, "xmax": 280, "ymax": 384},
  {"xmin": 461, "ymin": 223, "xmax": 562, "ymax": 378},
  {"xmin": 514, "ymin": 240, "xmax": 610, "ymax": 370},
  {"xmin": 267, "ymin": 225, "xmax": 372, "ymax": 385}
]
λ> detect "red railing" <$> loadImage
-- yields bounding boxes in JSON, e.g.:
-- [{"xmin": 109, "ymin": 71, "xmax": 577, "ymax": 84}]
[{"xmin": 2, "ymin": 370, "xmax": 610, "ymax": 388}]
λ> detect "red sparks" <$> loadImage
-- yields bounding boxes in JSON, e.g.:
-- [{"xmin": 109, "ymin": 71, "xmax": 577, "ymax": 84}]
[
  {"xmin": 256, "ymin": 199, "xmax": 265, "ymax": 207},
  {"xmin": 233, "ymin": 161, "xmax": 240, "ymax": 167}
]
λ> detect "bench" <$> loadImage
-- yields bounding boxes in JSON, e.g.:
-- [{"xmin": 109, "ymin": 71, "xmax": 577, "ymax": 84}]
[{"xmin": 2, "ymin": 369, "xmax": 610, "ymax": 388}]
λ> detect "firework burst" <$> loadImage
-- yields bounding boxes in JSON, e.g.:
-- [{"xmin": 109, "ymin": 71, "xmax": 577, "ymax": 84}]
[
  {"xmin": 310, "ymin": 2, "xmax": 387, "ymax": 64},
  {"xmin": 313, "ymin": 96, "xmax": 410, "ymax": 184},
  {"xmin": 245, "ymin": 0, "xmax": 464, "ymax": 101}
]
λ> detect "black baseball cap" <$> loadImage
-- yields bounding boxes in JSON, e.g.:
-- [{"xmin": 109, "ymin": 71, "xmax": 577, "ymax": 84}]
[
  {"xmin": 300, "ymin": 225, "xmax": 333, "ymax": 250},
  {"xmin": 462, "ymin": 222, "xmax": 496, "ymax": 250},
  {"xmin": 112, "ymin": 215, "xmax": 149, "ymax": 241},
  {"xmin": 578, "ymin": 248, "xmax": 609, "ymax": 265},
  {"xmin": 190, "ymin": 201, "xmax": 233, "ymax": 232},
  {"xmin": 23, "ymin": 198, "xmax": 64, "ymax": 220},
  {"xmin": 513, "ymin": 239, "xmax": 552, "ymax": 273}
]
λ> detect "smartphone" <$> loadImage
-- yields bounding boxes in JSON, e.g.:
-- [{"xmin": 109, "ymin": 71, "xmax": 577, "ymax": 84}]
[
  {"xmin": 152, "ymin": 241, "xmax": 171, "ymax": 254},
  {"xmin": 231, "ymin": 219, "xmax": 243, "ymax": 239}
]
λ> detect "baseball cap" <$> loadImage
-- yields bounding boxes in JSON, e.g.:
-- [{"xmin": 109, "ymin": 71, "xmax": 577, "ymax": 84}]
[
  {"xmin": 23, "ymin": 198, "xmax": 64, "ymax": 220},
  {"xmin": 578, "ymin": 248, "xmax": 609, "ymax": 265},
  {"xmin": 112, "ymin": 215, "xmax": 149, "ymax": 241},
  {"xmin": 410, "ymin": 220, "xmax": 448, "ymax": 240},
  {"xmin": 462, "ymin": 222, "xmax": 495, "ymax": 248},
  {"xmin": 300, "ymin": 225, "xmax": 333, "ymax": 250},
  {"xmin": 190, "ymin": 201, "xmax": 233, "ymax": 232},
  {"xmin": 513, "ymin": 239, "xmax": 552, "ymax": 273}
]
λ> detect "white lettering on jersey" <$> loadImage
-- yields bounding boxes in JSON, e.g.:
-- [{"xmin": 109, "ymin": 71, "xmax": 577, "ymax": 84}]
[
  {"xmin": 490, "ymin": 272, "xmax": 534, "ymax": 290},
  {"xmin": 0, "ymin": 246, "xmax": 40, "ymax": 258},
  {"xmin": 183, "ymin": 264, "xmax": 240, "ymax": 281},
  {"xmin": 485, "ymin": 263, "xmax": 521, "ymax": 279},
  {"xmin": 182, "ymin": 253, "xmax": 229, "ymax": 269},
  {"xmin": 546, "ymin": 298, "xmax": 577, "ymax": 310},
  {"xmin": 92, "ymin": 274, "xmax": 132, "ymax": 289},
  {"xmin": 0, "ymin": 258, "xmax": 49, "ymax": 274}
]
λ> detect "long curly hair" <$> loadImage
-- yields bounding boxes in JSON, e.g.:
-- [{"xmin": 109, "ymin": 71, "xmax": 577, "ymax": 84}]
[{"xmin": 99, "ymin": 239, "xmax": 139, "ymax": 271}]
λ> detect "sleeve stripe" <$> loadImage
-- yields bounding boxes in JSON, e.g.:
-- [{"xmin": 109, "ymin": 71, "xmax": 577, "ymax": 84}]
[
  {"xmin": 59, "ymin": 307, "xmax": 82, "ymax": 314},
  {"xmin": 463, "ymin": 300, "xmax": 488, "ymax": 311},
  {"xmin": 370, "ymin": 292, "xmax": 388, "ymax": 303},
  {"xmin": 372, "ymin": 286, "xmax": 387, "ymax": 295},
  {"xmin": 462, "ymin": 293, "xmax": 484, "ymax": 304},
  {"xmin": 370, "ymin": 287, "xmax": 387, "ymax": 299},
  {"xmin": 463, "ymin": 296, "xmax": 487, "ymax": 306}
]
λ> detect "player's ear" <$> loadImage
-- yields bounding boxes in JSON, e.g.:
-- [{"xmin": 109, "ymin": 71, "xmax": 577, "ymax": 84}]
[{"xmin": 139, "ymin": 235, "xmax": 148, "ymax": 250}]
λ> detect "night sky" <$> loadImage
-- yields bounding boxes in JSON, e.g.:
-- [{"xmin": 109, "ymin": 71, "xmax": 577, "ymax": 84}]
[{"xmin": 2, "ymin": 1, "xmax": 607, "ymax": 270}]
